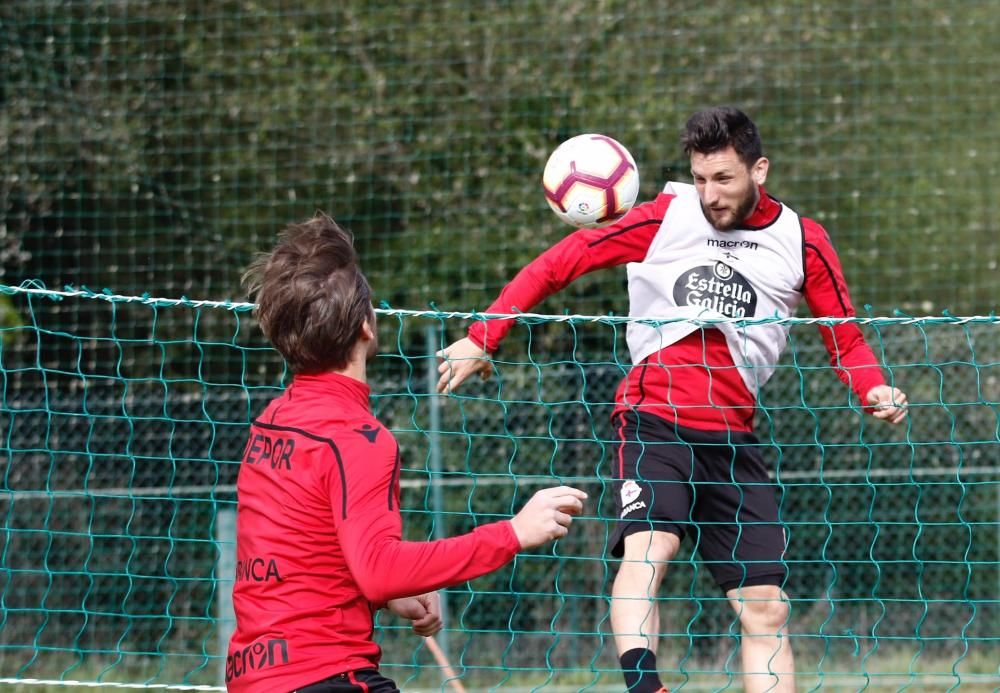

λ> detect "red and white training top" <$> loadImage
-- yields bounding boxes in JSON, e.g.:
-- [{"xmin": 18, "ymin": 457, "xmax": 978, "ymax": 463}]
[
  {"xmin": 468, "ymin": 185, "xmax": 886, "ymax": 433},
  {"xmin": 627, "ymin": 181, "xmax": 804, "ymax": 395},
  {"xmin": 227, "ymin": 372, "xmax": 520, "ymax": 693}
]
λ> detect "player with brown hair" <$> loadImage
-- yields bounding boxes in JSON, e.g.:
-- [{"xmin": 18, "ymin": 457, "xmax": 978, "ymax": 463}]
[{"xmin": 228, "ymin": 213, "xmax": 587, "ymax": 693}]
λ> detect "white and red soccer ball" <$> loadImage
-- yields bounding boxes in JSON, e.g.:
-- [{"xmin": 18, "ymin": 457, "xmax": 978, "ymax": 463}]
[{"xmin": 542, "ymin": 134, "xmax": 639, "ymax": 229}]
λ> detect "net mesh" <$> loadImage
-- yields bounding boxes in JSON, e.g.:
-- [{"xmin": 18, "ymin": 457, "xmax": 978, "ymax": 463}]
[{"xmin": 1, "ymin": 285, "xmax": 998, "ymax": 690}]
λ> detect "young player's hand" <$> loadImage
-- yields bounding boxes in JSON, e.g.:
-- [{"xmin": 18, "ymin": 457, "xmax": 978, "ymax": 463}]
[
  {"xmin": 386, "ymin": 592, "xmax": 443, "ymax": 637},
  {"xmin": 867, "ymin": 385, "xmax": 909, "ymax": 424},
  {"xmin": 510, "ymin": 486, "xmax": 588, "ymax": 549},
  {"xmin": 436, "ymin": 337, "xmax": 494, "ymax": 393}
]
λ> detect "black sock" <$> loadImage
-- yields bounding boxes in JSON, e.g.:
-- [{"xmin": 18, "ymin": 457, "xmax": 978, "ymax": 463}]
[{"xmin": 620, "ymin": 647, "xmax": 663, "ymax": 692}]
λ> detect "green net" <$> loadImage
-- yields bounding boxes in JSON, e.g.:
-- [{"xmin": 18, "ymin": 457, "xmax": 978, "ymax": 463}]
[{"xmin": 1, "ymin": 284, "xmax": 998, "ymax": 690}]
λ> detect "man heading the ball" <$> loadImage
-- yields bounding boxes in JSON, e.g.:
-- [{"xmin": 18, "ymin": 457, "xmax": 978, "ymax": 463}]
[{"xmin": 436, "ymin": 107, "xmax": 908, "ymax": 693}]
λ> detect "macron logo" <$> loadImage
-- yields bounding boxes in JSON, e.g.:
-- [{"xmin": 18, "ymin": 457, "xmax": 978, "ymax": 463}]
[{"xmin": 355, "ymin": 424, "xmax": 381, "ymax": 443}]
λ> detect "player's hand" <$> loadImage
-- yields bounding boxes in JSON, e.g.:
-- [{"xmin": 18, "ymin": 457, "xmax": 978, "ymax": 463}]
[
  {"xmin": 436, "ymin": 337, "xmax": 494, "ymax": 393},
  {"xmin": 867, "ymin": 385, "xmax": 909, "ymax": 424},
  {"xmin": 510, "ymin": 486, "xmax": 588, "ymax": 549},
  {"xmin": 386, "ymin": 592, "xmax": 443, "ymax": 637}
]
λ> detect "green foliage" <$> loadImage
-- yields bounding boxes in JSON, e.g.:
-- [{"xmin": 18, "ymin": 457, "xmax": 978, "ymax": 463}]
[{"xmin": 2, "ymin": 1, "xmax": 997, "ymax": 317}]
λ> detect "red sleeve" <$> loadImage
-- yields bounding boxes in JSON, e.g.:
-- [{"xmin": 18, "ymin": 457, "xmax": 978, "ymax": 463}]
[
  {"xmin": 802, "ymin": 218, "xmax": 887, "ymax": 406},
  {"xmin": 468, "ymin": 194, "xmax": 673, "ymax": 353},
  {"xmin": 330, "ymin": 431, "xmax": 520, "ymax": 606}
]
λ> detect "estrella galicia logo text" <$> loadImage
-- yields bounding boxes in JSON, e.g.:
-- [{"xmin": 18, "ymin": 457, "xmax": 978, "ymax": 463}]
[{"xmin": 673, "ymin": 263, "xmax": 758, "ymax": 317}]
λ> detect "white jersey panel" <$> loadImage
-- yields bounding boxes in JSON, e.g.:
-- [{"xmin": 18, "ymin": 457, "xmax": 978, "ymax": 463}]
[{"xmin": 625, "ymin": 182, "xmax": 805, "ymax": 394}]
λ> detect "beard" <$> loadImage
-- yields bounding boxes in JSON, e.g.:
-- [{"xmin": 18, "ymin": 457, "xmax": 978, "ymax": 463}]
[{"xmin": 701, "ymin": 183, "xmax": 759, "ymax": 231}]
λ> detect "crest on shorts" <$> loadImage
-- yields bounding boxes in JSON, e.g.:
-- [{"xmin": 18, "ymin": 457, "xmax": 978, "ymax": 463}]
[{"xmin": 621, "ymin": 480, "xmax": 642, "ymax": 505}]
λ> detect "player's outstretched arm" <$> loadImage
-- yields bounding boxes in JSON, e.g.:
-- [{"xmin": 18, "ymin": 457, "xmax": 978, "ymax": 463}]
[
  {"xmin": 338, "ymin": 484, "xmax": 587, "ymax": 605},
  {"xmin": 436, "ymin": 336, "xmax": 494, "ymax": 393},
  {"xmin": 866, "ymin": 385, "xmax": 909, "ymax": 424}
]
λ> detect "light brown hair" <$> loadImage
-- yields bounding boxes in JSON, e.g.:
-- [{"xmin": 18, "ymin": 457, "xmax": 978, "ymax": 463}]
[{"xmin": 242, "ymin": 213, "xmax": 372, "ymax": 373}]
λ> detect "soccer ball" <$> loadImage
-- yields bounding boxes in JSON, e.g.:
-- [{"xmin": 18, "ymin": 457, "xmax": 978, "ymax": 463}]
[{"xmin": 542, "ymin": 134, "xmax": 639, "ymax": 229}]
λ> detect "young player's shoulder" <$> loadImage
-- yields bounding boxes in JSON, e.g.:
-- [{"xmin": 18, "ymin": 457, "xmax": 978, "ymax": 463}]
[
  {"xmin": 328, "ymin": 414, "xmax": 397, "ymax": 455},
  {"xmin": 255, "ymin": 401, "xmax": 395, "ymax": 451},
  {"xmin": 328, "ymin": 415, "xmax": 400, "ymax": 485}
]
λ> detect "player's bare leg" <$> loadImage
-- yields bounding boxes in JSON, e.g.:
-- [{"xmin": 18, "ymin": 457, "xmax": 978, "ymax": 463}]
[
  {"xmin": 611, "ymin": 530, "xmax": 680, "ymax": 692},
  {"xmin": 611, "ymin": 530, "xmax": 679, "ymax": 653},
  {"xmin": 726, "ymin": 584, "xmax": 796, "ymax": 693}
]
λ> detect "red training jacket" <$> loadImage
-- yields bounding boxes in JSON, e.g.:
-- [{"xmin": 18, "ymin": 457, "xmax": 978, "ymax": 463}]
[{"xmin": 227, "ymin": 371, "xmax": 521, "ymax": 693}]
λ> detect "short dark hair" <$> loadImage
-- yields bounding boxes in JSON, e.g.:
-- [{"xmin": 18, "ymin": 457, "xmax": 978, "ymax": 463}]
[
  {"xmin": 242, "ymin": 213, "xmax": 372, "ymax": 374},
  {"xmin": 681, "ymin": 106, "xmax": 763, "ymax": 168}
]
